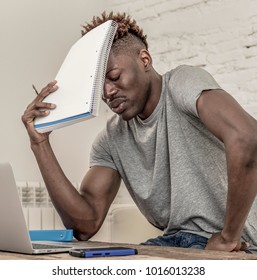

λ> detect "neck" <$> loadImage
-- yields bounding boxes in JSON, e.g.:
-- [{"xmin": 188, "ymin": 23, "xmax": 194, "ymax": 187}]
[{"xmin": 138, "ymin": 69, "xmax": 162, "ymax": 120}]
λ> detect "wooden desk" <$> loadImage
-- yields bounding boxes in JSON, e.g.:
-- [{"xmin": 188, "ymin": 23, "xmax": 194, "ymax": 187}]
[{"xmin": 0, "ymin": 241, "xmax": 257, "ymax": 260}]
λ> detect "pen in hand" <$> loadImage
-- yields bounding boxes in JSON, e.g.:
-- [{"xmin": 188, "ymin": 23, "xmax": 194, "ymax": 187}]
[{"xmin": 32, "ymin": 84, "xmax": 39, "ymax": 95}]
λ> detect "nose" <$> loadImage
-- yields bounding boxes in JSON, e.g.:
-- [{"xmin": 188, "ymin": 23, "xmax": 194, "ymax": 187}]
[{"xmin": 103, "ymin": 80, "xmax": 117, "ymax": 101}]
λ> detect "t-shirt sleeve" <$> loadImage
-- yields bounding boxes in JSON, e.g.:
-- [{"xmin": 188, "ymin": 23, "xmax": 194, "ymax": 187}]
[
  {"xmin": 90, "ymin": 128, "xmax": 117, "ymax": 170},
  {"xmin": 170, "ymin": 65, "xmax": 222, "ymax": 117}
]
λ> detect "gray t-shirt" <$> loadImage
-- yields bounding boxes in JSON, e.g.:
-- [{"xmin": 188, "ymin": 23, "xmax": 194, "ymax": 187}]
[{"xmin": 90, "ymin": 65, "xmax": 257, "ymax": 245}]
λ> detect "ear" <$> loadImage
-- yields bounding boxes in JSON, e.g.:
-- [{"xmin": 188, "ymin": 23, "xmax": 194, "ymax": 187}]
[{"xmin": 139, "ymin": 49, "xmax": 152, "ymax": 71}]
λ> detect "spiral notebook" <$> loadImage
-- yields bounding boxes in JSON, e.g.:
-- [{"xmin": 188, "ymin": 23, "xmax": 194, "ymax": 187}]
[{"xmin": 34, "ymin": 20, "xmax": 117, "ymax": 133}]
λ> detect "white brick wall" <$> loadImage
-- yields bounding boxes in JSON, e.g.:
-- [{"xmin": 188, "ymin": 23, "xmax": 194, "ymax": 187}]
[{"xmin": 107, "ymin": 0, "xmax": 257, "ymax": 117}]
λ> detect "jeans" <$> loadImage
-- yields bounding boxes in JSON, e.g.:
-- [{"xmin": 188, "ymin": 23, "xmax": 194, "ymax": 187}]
[
  {"xmin": 141, "ymin": 231, "xmax": 208, "ymax": 249},
  {"xmin": 141, "ymin": 231, "xmax": 257, "ymax": 253}
]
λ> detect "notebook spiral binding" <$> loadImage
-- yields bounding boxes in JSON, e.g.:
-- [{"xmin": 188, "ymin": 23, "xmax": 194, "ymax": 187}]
[{"xmin": 90, "ymin": 20, "xmax": 118, "ymax": 116}]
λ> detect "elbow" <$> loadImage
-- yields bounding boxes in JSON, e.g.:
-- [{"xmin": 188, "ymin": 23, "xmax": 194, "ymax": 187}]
[
  {"xmin": 69, "ymin": 218, "xmax": 102, "ymax": 241},
  {"xmin": 60, "ymin": 203, "xmax": 105, "ymax": 241},
  {"xmin": 73, "ymin": 231, "xmax": 92, "ymax": 241}
]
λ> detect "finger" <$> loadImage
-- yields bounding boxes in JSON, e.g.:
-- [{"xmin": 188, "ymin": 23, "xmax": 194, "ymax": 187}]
[
  {"xmin": 35, "ymin": 102, "xmax": 56, "ymax": 110},
  {"xmin": 32, "ymin": 80, "xmax": 58, "ymax": 103},
  {"xmin": 23, "ymin": 102, "xmax": 56, "ymax": 124},
  {"xmin": 23, "ymin": 104, "xmax": 53, "ymax": 119},
  {"xmin": 240, "ymin": 242, "xmax": 250, "ymax": 251},
  {"xmin": 232, "ymin": 242, "xmax": 250, "ymax": 252},
  {"xmin": 26, "ymin": 100, "xmax": 56, "ymax": 111},
  {"xmin": 27, "ymin": 81, "xmax": 58, "ymax": 109},
  {"xmin": 34, "ymin": 109, "xmax": 51, "ymax": 118},
  {"xmin": 22, "ymin": 109, "xmax": 50, "ymax": 127},
  {"xmin": 39, "ymin": 81, "xmax": 58, "ymax": 99}
]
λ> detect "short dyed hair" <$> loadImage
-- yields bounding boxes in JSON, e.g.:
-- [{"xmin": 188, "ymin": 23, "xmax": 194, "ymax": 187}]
[{"xmin": 81, "ymin": 11, "xmax": 148, "ymax": 55}]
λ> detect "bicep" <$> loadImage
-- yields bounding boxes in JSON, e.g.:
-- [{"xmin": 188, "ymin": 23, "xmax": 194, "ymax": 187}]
[
  {"xmin": 79, "ymin": 166, "xmax": 121, "ymax": 218},
  {"xmin": 196, "ymin": 89, "xmax": 257, "ymax": 145}
]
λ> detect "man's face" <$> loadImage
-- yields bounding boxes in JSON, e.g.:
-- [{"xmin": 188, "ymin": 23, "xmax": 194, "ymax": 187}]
[{"xmin": 103, "ymin": 51, "xmax": 151, "ymax": 121}]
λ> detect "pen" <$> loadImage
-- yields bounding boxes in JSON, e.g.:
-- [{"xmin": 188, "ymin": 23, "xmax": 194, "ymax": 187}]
[{"xmin": 32, "ymin": 84, "xmax": 39, "ymax": 95}]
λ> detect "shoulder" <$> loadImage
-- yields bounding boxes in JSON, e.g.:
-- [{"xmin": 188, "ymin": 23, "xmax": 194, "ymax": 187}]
[
  {"xmin": 167, "ymin": 65, "xmax": 217, "ymax": 85},
  {"xmin": 165, "ymin": 65, "xmax": 221, "ymax": 116}
]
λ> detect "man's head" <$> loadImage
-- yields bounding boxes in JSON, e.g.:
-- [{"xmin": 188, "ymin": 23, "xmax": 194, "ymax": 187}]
[
  {"xmin": 81, "ymin": 11, "xmax": 148, "ymax": 57},
  {"xmin": 82, "ymin": 12, "xmax": 161, "ymax": 121}
]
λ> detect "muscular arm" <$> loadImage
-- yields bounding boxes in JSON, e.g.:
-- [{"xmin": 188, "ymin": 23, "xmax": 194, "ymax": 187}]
[
  {"xmin": 22, "ymin": 81, "xmax": 121, "ymax": 241},
  {"xmin": 197, "ymin": 89, "xmax": 257, "ymax": 251},
  {"xmin": 33, "ymin": 141, "xmax": 120, "ymax": 241}
]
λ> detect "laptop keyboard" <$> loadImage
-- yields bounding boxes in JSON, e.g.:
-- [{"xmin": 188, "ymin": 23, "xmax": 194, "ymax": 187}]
[{"xmin": 32, "ymin": 243, "xmax": 71, "ymax": 249}]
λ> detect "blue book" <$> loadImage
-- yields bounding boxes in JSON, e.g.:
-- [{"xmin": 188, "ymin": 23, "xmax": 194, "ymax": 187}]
[{"xmin": 29, "ymin": 229, "xmax": 73, "ymax": 242}]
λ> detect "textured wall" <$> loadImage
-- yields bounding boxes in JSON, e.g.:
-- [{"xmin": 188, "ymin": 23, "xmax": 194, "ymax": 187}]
[{"xmin": 107, "ymin": 0, "xmax": 257, "ymax": 117}]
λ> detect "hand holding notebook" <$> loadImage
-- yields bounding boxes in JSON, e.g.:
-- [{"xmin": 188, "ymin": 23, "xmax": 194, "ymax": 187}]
[{"xmin": 34, "ymin": 20, "xmax": 117, "ymax": 133}]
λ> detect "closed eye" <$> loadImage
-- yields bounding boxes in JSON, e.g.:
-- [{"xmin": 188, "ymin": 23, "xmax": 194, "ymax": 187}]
[{"xmin": 109, "ymin": 75, "xmax": 120, "ymax": 82}]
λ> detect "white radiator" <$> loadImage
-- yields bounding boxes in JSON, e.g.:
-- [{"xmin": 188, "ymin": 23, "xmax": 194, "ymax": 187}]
[{"xmin": 16, "ymin": 181, "xmax": 79, "ymax": 230}]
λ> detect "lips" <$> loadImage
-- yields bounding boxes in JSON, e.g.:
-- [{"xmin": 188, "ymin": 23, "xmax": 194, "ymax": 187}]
[{"xmin": 108, "ymin": 97, "xmax": 126, "ymax": 114}]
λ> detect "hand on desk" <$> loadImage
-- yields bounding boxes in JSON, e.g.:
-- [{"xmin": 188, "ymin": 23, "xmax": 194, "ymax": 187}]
[{"xmin": 205, "ymin": 232, "xmax": 250, "ymax": 252}]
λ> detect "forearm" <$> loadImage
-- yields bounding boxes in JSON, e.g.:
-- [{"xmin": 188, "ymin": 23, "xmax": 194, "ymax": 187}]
[
  {"xmin": 31, "ymin": 140, "xmax": 98, "ymax": 239},
  {"xmin": 21, "ymin": 81, "xmax": 105, "ymax": 240},
  {"xmin": 222, "ymin": 141, "xmax": 257, "ymax": 241}
]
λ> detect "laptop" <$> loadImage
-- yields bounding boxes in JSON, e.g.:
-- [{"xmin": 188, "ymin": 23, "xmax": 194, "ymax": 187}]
[{"xmin": 0, "ymin": 162, "xmax": 73, "ymax": 254}]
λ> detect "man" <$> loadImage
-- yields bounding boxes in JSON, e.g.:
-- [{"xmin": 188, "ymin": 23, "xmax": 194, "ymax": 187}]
[{"xmin": 22, "ymin": 12, "xmax": 257, "ymax": 252}]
